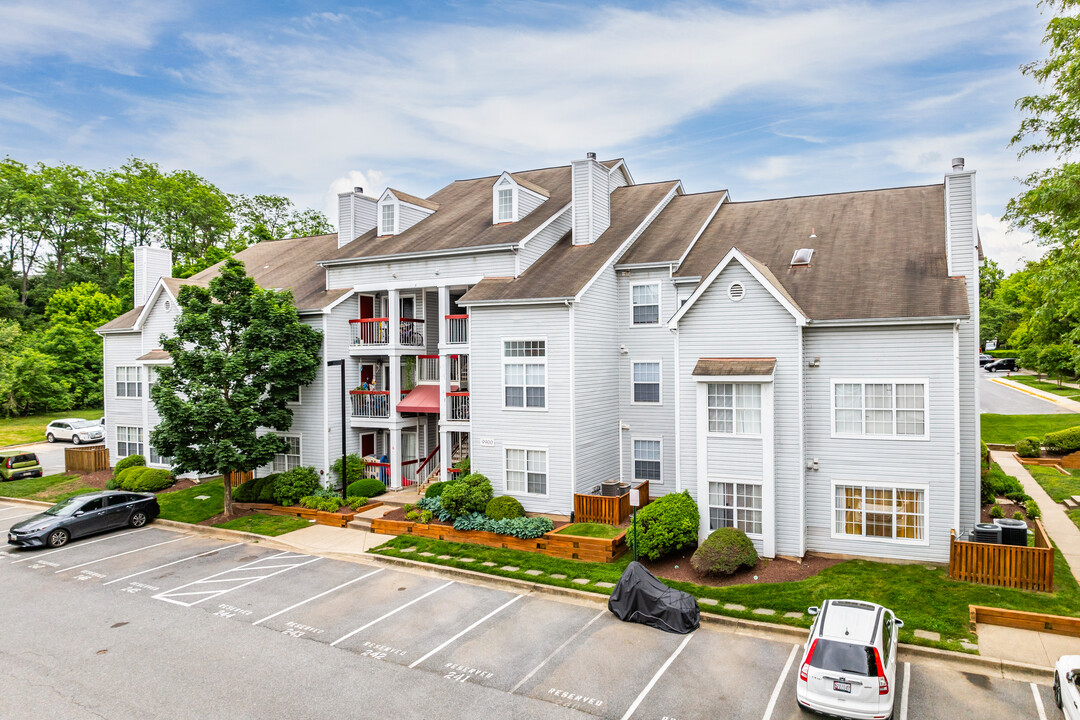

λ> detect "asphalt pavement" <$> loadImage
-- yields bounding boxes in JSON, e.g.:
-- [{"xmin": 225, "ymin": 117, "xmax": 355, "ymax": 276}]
[
  {"xmin": 7, "ymin": 439, "xmax": 105, "ymax": 475},
  {"xmin": 980, "ymin": 370, "xmax": 1077, "ymax": 414}
]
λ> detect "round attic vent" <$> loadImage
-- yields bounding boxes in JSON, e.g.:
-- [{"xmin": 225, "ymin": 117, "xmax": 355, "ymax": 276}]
[{"xmin": 728, "ymin": 282, "xmax": 745, "ymax": 302}]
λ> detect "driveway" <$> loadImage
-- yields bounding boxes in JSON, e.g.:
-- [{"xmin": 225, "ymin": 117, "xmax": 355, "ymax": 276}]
[
  {"xmin": 980, "ymin": 371, "xmax": 1077, "ymax": 414},
  {"xmin": 11, "ymin": 439, "xmax": 105, "ymax": 475}
]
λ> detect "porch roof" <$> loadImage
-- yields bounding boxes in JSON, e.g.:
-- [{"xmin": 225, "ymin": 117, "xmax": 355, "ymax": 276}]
[
  {"xmin": 397, "ymin": 384, "xmax": 441, "ymax": 413},
  {"xmin": 692, "ymin": 358, "xmax": 776, "ymax": 377}
]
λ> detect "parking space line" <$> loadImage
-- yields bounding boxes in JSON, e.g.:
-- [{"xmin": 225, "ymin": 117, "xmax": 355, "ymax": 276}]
[
  {"xmin": 620, "ymin": 632, "xmax": 694, "ymax": 720},
  {"xmin": 55, "ymin": 535, "xmax": 190, "ymax": 574},
  {"xmin": 0, "ymin": 512, "xmax": 42, "ymax": 522},
  {"xmin": 10, "ymin": 528, "xmax": 150, "ymax": 564},
  {"xmin": 252, "ymin": 568, "xmax": 384, "ymax": 626},
  {"xmin": 330, "ymin": 581, "xmax": 453, "ymax": 647},
  {"xmin": 1032, "ymin": 682, "xmax": 1047, "ymax": 720},
  {"xmin": 409, "ymin": 593, "xmax": 525, "ymax": 669},
  {"xmin": 0, "ymin": 506, "xmax": 37, "ymax": 517},
  {"xmin": 761, "ymin": 644, "xmax": 799, "ymax": 720},
  {"xmin": 900, "ymin": 662, "xmax": 910, "ymax": 720},
  {"xmin": 102, "ymin": 543, "xmax": 243, "ymax": 586},
  {"xmin": 510, "ymin": 610, "xmax": 606, "ymax": 694},
  {"xmin": 153, "ymin": 551, "xmax": 320, "ymax": 607}
]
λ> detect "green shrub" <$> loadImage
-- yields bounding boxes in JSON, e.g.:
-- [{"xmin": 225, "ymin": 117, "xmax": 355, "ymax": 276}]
[
  {"xmin": 440, "ymin": 473, "xmax": 493, "ymax": 517},
  {"xmin": 691, "ymin": 527, "xmax": 759, "ymax": 576},
  {"xmin": 628, "ymin": 491, "xmax": 700, "ymax": 560},
  {"xmin": 452, "ymin": 512, "xmax": 553, "ymax": 539},
  {"xmin": 417, "ymin": 496, "xmax": 454, "ymax": 522},
  {"xmin": 115, "ymin": 466, "xmax": 147, "ymax": 490},
  {"xmin": 256, "ymin": 474, "xmax": 281, "ymax": 503},
  {"xmin": 346, "ymin": 477, "xmax": 387, "ymax": 498},
  {"xmin": 131, "ymin": 468, "xmax": 175, "ymax": 492},
  {"xmin": 300, "ymin": 495, "xmax": 343, "ymax": 512},
  {"xmin": 114, "ymin": 454, "xmax": 146, "ymax": 474},
  {"xmin": 405, "ymin": 509, "xmax": 421, "ymax": 521},
  {"xmin": 331, "ymin": 453, "xmax": 367, "ymax": 488},
  {"xmin": 1013, "ymin": 511, "xmax": 1025, "ymax": 520},
  {"xmin": 234, "ymin": 474, "xmax": 283, "ymax": 503},
  {"xmin": 1026, "ymin": 500, "xmax": 1042, "ymax": 519},
  {"xmin": 421, "ymin": 509, "xmax": 433, "ymax": 524},
  {"xmin": 346, "ymin": 496, "xmax": 369, "ymax": 510},
  {"xmin": 982, "ymin": 463, "xmax": 1025, "ymax": 505},
  {"xmin": 485, "ymin": 495, "xmax": 525, "ymax": 520},
  {"xmin": 273, "ymin": 466, "xmax": 320, "ymax": 507},
  {"xmin": 425, "ymin": 481, "xmax": 450, "ymax": 499},
  {"xmin": 990, "ymin": 504, "xmax": 1004, "ymax": 519},
  {"xmin": 453, "ymin": 457, "xmax": 471, "ymax": 474},
  {"xmin": 1015, "ymin": 436, "xmax": 1042, "ymax": 458},
  {"xmin": 105, "ymin": 477, "xmax": 118, "ymax": 490},
  {"xmin": 1044, "ymin": 425, "xmax": 1080, "ymax": 454},
  {"xmin": 980, "ymin": 440, "xmax": 989, "ymax": 468}
]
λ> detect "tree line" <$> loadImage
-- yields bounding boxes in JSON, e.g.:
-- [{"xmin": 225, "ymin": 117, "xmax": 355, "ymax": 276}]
[{"xmin": 0, "ymin": 157, "xmax": 332, "ymax": 417}]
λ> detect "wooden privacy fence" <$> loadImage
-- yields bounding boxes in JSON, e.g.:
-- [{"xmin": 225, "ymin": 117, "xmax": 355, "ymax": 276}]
[
  {"xmin": 573, "ymin": 480, "xmax": 650, "ymax": 525},
  {"xmin": 65, "ymin": 445, "xmax": 109, "ymax": 473},
  {"xmin": 948, "ymin": 524, "xmax": 1055, "ymax": 592},
  {"xmin": 226, "ymin": 470, "xmax": 253, "ymax": 488}
]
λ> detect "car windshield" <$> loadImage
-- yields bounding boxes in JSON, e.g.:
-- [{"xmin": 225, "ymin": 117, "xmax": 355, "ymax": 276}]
[
  {"xmin": 809, "ymin": 639, "xmax": 878, "ymax": 677},
  {"xmin": 44, "ymin": 496, "xmax": 89, "ymax": 516},
  {"xmin": 70, "ymin": 420, "xmax": 97, "ymax": 429}
]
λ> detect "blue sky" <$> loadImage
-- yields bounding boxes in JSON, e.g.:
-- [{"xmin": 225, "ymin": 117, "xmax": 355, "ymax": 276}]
[{"xmin": 0, "ymin": 0, "xmax": 1056, "ymax": 271}]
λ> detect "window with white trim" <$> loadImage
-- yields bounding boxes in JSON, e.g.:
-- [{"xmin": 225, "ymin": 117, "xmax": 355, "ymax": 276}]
[
  {"xmin": 116, "ymin": 366, "xmax": 142, "ymax": 398},
  {"xmin": 834, "ymin": 484, "xmax": 925, "ymax": 541},
  {"xmin": 503, "ymin": 340, "xmax": 546, "ymax": 409},
  {"xmin": 632, "ymin": 362, "xmax": 660, "ymax": 403},
  {"xmin": 116, "ymin": 426, "xmax": 143, "ymax": 457},
  {"xmin": 633, "ymin": 439, "xmax": 661, "ymax": 482},
  {"xmin": 272, "ymin": 435, "xmax": 301, "ymax": 472},
  {"xmin": 149, "ymin": 444, "xmax": 172, "ymax": 467},
  {"xmin": 707, "ymin": 383, "xmax": 761, "ymax": 434},
  {"xmin": 833, "ymin": 382, "xmax": 926, "ymax": 437},
  {"xmin": 496, "ymin": 188, "xmax": 514, "ymax": 222},
  {"xmin": 631, "ymin": 283, "xmax": 660, "ymax": 325},
  {"xmin": 380, "ymin": 203, "xmax": 396, "ymax": 235},
  {"xmin": 505, "ymin": 448, "xmax": 547, "ymax": 495},
  {"xmin": 708, "ymin": 481, "xmax": 762, "ymax": 535}
]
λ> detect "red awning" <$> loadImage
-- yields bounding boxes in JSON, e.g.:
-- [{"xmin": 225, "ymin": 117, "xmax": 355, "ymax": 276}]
[{"xmin": 397, "ymin": 384, "xmax": 440, "ymax": 413}]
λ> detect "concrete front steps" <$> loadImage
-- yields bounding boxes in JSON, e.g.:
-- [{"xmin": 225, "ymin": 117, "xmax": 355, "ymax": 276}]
[
  {"xmin": 348, "ymin": 505, "xmax": 392, "ymax": 532},
  {"xmin": 1065, "ymin": 496, "xmax": 1080, "ymax": 510}
]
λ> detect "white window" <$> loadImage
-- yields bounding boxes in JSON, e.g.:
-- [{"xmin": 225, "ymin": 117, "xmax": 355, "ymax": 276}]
[
  {"xmin": 272, "ymin": 435, "xmax": 301, "ymax": 472},
  {"xmin": 149, "ymin": 445, "xmax": 172, "ymax": 467},
  {"xmin": 116, "ymin": 366, "xmax": 142, "ymax": 398},
  {"xmin": 633, "ymin": 439, "xmax": 661, "ymax": 482},
  {"xmin": 116, "ymin": 426, "xmax": 144, "ymax": 458},
  {"xmin": 505, "ymin": 448, "xmax": 547, "ymax": 495},
  {"xmin": 834, "ymin": 483, "xmax": 925, "ymax": 542},
  {"xmin": 380, "ymin": 203, "xmax": 396, "ymax": 235},
  {"xmin": 708, "ymin": 481, "xmax": 762, "ymax": 535},
  {"xmin": 707, "ymin": 383, "xmax": 761, "ymax": 435},
  {"xmin": 496, "ymin": 188, "xmax": 514, "ymax": 222},
  {"xmin": 833, "ymin": 381, "xmax": 927, "ymax": 438},
  {"xmin": 631, "ymin": 283, "xmax": 660, "ymax": 325},
  {"xmin": 632, "ymin": 362, "xmax": 661, "ymax": 403},
  {"xmin": 503, "ymin": 340, "xmax": 546, "ymax": 409}
]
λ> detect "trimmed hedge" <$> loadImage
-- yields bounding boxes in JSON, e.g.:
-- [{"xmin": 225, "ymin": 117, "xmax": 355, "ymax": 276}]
[
  {"xmin": 485, "ymin": 495, "xmax": 525, "ymax": 520},
  {"xmin": 1044, "ymin": 425, "xmax": 1080, "ymax": 454},
  {"xmin": 233, "ymin": 474, "xmax": 280, "ymax": 503},
  {"xmin": 116, "ymin": 466, "xmax": 175, "ymax": 492},
  {"xmin": 425, "ymin": 481, "xmax": 451, "ymax": 499},
  {"xmin": 114, "ymin": 454, "xmax": 146, "ymax": 474},
  {"xmin": 300, "ymin": 495, "xmax": 345, "ymax": 512},
  {"xmin": 628, "ymin": 490, "xmax": 700, "ymax": 561},
  {"xmin": 691, "ymin": 527, "xmax": 758, "ymax": 576},
  {"xmin": 1016, "ymin": 436, "xmax": 1042, "ymax": 458},
  {"xmin": 346, "ymin": 477, "xmax": 387, "ymax": 499},
  {"xmin": 440, "ymin": 473, "xmax": 493, "ymax": 517},
  {"xmin": 273, "ymin": 466, "xmax": 320, "ymax": 506}
]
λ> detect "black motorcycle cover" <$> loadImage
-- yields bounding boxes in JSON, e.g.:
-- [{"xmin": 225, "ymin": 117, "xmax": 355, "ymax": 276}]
[{"xmin": 607, "ymin": 561, "xmax": 700, "ymax": 634}]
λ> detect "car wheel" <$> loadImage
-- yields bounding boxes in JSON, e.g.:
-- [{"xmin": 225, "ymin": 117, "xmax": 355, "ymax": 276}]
[
  {"xmin": 129, "ymin": 511, "xmax": 148, "ymax": 528},
  {"xmin": 46, "ymin": 433, "xmax": 55, "ymax": 443},
  {"xmin": 47, "ymin": 528, "xmax": 69, "ymax": 548},
  {"xmin": 1055, "ymin": 674, "xmax": 1063, "ymax": 709},
  {"xmin": 72, "ymin": 434, "xmax": 81, "ymax": 445}
]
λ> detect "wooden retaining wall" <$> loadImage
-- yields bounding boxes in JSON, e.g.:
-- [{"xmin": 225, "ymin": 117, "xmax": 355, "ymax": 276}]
[
  {"xmin": 65, "ymin": 445, "xmax": 110, "ymax": 473},
  {"xmin": 371, "ymin": 518, "xmax": 627, "ymax": 563},
  {"xmin": 971, "ymin": 606, "xmax": 1080, "ymax": 638},
  {"xmin": 948, "ymin": 526, "xmax": 1055, "ymax": 592},
  {"xmin": 231, "ymin": 501, "xmax": 381, "ymax": 528}
]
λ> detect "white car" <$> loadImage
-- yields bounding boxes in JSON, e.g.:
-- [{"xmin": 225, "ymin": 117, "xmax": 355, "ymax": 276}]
[
  {"xmin": 45, "ymin": 419, "xmax": 105, "ymax": 445},
  {"xmin": 1056, "ymin": 655, "xmax": 1080, "ymax": 719},
  {"xmin": 797, "ymin": 599, "xmax": 903, "ymax": 720}
]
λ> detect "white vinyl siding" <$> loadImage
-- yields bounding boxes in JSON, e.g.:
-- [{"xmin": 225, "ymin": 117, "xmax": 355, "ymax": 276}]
[
  {"xmin": 325, "ymin": 251, "xmax": 516, "ymax": 291},
  {"xmin": 505, "ymin": 447, "xmax": 547, "ymax": 495},
  {"xmin": 707, "ymin": 383, "xmax": 761, "ymax": 435},
  {"xmin": 832, "ymin": 380, "xmax": 928, "ymax": 439},
  {"xmin": 273, "ymin": 435, "xmax": 301, "ymax": 472},
  {"xmin": 633, "ymin": 439, "xmax": 661, "ymax": 482},
  {"xmin": 632, "ymin": 362, "xmax": 661, "ymax": 404},
  {"xmin": 116, "ymin": 426, "xmax": 143, "ymax": 457},
  {"xmin": 503, "ymin": 339, "xmax": 546, "ymax": 409},
  {"xmin": 116, "ymin": 366, "xmax": 142, "ymax": 398},
  {"xmin": 631, "ymin": 283, "xmax": 660, "ymax": 325},
  {"xmin": 708, "ymin": 481, "xmax": 763, "ymax": 535},
  {"xmin": 833, "ymin": 482, "xmax": 926, "ymax": 543}
]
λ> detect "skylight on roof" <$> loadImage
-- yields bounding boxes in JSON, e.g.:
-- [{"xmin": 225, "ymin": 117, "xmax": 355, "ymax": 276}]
[{"xmin": 791, "ymin": 248, "xmax": 814, "ymax": 266}]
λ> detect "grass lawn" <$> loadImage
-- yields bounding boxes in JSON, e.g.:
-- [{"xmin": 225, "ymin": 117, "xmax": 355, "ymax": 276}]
[
  {"xmin": 157, "ymin": 478, "xmax": 224, "ymax": 523},
  {"xmin": 1069, "ymin": 508, "xmax": 1080, "ymax": 532},
  {"xmin": 0, "ymin": 408, "xmax": 103, "ymax": 447},
  {"xmin": 213, "ymin": 513, "xmax": 310, "ymax": 536},
  {"xmin": 981, "ymin": 414, "xmax": 1080, "ymax": 445},
  {"xmin": 371, "ymin": 535, "xmax": 1080, "ymax": 652},
  {"xmin": 0, "ymin": 472, "xmax": 98, "ymax": 503},
  {"xmin": 1010, "ymin": 376, "xmax": 1080, "ymax": 398},
  {"xmin": 555, "ymin": 522, "xmax": 623, "ymax": 539},
  {"xmin": 1027, "ymin": 466, "xmax": 1080, "ymax": 504}
]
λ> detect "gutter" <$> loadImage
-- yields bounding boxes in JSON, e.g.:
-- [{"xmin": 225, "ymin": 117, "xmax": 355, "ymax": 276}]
[
  {"xmin": 463, "ymin": 296, "xmax": 575, "ymax": 308},
  {"xmin": 317, "ymin": 242, "xmax": 520, "ymax": 267},
  {"xmin": 807, "ymin": 315, "xmax": 966, "ymax": 327}
]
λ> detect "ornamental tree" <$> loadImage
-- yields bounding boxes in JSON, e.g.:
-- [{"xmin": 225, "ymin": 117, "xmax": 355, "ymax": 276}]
[{"xmin": 149, "ymin": 258, "xmax": 322, "ymax": 509}]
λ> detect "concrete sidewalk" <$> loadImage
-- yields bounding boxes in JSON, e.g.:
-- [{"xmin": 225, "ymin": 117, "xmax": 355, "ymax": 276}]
[
  {"xmin": 271, "ymin": 523, "xmax": 397, "ymax": 554},
  {"xmin": 977, "ymin": 623, "xmax": 1080, "ymax": 668},
  {"xmin": 993, "ymin": 450, "xmax": 1080, "ymax": 584},
  {"xmin": 991, "ymin": 376, "xmax": 1080, "ymax": 413}
]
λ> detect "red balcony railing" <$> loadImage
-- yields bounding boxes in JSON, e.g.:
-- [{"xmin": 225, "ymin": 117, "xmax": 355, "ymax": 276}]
[
  {"xmin": 400, "ymin": 317, "xmax": 425, "ymax": 347},
  {"xmin": 349, "ymin": 390, "xmax": 390, "ymax": 418},
  {"xmin": 401, "ymin": 458, "xmax": 419, "ymax": 487},
  {"xmin": 445, "ymin": 314, "xmax": 468, "ymax": 345},
  {"xmin": 350, "ymin": 318, "xmax": 389, "ymax": 346},
  {"xmin": 446, "ymin": 391, "xmax": 470, "ymax": 421}
]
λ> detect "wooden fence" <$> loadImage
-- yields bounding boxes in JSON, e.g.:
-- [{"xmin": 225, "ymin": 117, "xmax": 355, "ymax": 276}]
[
  {"xmin": 65, "ymin": 445, "xmax": 109, "ymax": 474},
  {"xmin": 948, "ymin": 525, "xmax": 1055, "ymax": 592},
  {"xmin": 573, "ymin": 480, "xmax": 650, "ymax": 525},
  {"xmin": 225, "ymin": 470, "xmax": 253, "ymax": 488}
]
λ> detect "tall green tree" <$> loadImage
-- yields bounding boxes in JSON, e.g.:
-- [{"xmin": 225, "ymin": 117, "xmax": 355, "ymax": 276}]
[{"xmin": 150, "ymin": 259, "xmax": 321, "ymax": 509}]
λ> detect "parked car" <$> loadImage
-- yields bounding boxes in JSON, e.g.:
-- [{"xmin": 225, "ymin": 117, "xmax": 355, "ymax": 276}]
[
  {"xmin": 0, "ymin": 451, "xmax": 42, "ymax": 481},
  {"xmin": 984, "ymin": 358, "xmax": 1019, "ymax": 372},
  {"xmin": 796, "ymin": 599, "xmax": 903, "ymax": 720},
  {"xmin": 979, "ymin": 353, "xmax": 995, "ymax": 366},
  {"xmin": 1056, "ymin": 655, "xmax": 1080, "ymax": 719},
  {"xmin": 45, "ymin": 418, "xmax": 105, "ymax": 445},
  {"xmin": 7, "ymin": 491, "xmax": 159, "ymax": 549}
]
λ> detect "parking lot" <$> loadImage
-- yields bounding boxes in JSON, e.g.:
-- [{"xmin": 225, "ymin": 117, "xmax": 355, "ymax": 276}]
[{"xmin": 0, "ymin": 501, "xmax": 1061, "ymax": 719}]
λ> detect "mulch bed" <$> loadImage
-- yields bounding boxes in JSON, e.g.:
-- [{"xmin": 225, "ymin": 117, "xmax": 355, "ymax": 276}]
[
  {"xmin": 980, "ymin": 501, "xmax": 1034, "ymax": 528},
  {"xmin": 78, "ymin": 469, "xmax": 113, "ymax": 490},
  {"xmin": 643, "ymin": 549, "xmax": 842, "ymax": 588},
  {"xmin": 382, "ymin": 505, "xmax": 453, "ymax": 526}
]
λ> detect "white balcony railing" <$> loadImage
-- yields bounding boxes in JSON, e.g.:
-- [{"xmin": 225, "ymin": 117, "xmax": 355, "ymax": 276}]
[
  {"xmin": 350, "ymin": 390, "xmax": 390, "ymax": 418},
  {"xmin": 417, "ymin": 355, "xmax": 439, "ymax": 384},
  {"xmin": 400, "ymin": 318, "xmax": 425, "ymax": 347},
  {"xmin": 446, "ymin": 392, "xmax": 470, "ymax": 421},
  {"xmin": 445, "ymin": 314, "xmax": 468, "ymax": 345},
  {"xmin": 350, "ymin": 318, "xmax": 389, "ymax": 346}
]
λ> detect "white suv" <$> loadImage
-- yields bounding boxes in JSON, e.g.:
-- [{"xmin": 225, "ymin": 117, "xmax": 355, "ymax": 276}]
[
  {"xmin": 45, "ymin": 419, "xmax": 105, "ymax": 445},
  {"xmin": 797, "ymin": 599, "xmax": 903, "ymax": 720},
  {"xmin": 1056, "ymin": 655, "xmax": 1080, "ymax": 719}
]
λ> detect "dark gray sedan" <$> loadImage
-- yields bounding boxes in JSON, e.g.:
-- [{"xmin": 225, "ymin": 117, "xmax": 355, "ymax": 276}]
[{"xmin": 7, "ymin": 491, "xmax": 160, "ymax": 549}]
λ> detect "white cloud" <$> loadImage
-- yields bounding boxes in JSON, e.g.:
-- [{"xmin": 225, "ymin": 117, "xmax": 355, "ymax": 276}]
[
  {"xmin": 324, "ymin": 170, "xmax": 385, "ymax": 227},
  {"xmin": 978, "ymin": 213, "xmax": 1042, "ymax": 274}
]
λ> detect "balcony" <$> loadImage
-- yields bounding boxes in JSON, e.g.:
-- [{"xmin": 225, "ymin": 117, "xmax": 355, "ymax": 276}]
[
  {"xmin": 350, "ymin": 318, "xmax": 389, "ymax": 346},
  {"xmin": 400, "ymin": 318, "xmax": 425, "ymax": 347},
  {"xmin": 350, "ymin": 390, "xmax": 390, "ymax": 418},
  {"xmin": 445, "ymin": 314, "xmax": 469, "ymax": 345},
  {"xmin": 446, "ymin": 391, "xmax": 470, "ymax": 421},
  {"xmin": 416, "ymin": 355, "xmax": 439, "ymax": 384}
]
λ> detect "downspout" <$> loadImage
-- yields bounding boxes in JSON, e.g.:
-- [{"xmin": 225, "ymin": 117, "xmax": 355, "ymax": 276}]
[
  {"xmin": 673, "ymin": 324, "xmax": 681, "ymax": 493},
  {"xmin": 953, "ymin": 320, "xmax": 961, "ymax": 535},
  {"xmin": 566, "ymin": 299, "xmax": 576, "ymax": 512},
  {"xmin": 797, "ymin": 322, "xmax": 806, "ymax": 557},
  {"xmin": 323, "ymin": 313, "xmax": 331, "ymax": 483}
]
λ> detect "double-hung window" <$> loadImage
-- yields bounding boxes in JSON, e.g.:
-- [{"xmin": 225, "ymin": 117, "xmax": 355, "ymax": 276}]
[
  {"xmin": 708, "ymin": 481, "xmax": 762, "ymax": 535},
  {"xmin": 834, "ymin": 483, "xmax": 925, "ymax": 541},
  {"xmin": 707, "ymin": 383, "xmax": 761, "ymax": 435},
  {"xmin": 116, "ymin": 366, "xmax": 142, "ymax": 398},
  {"xmin": 633, "ymin": 439, "xmax": 661, "ymax": 482},
  {"xmin": 632, "ymin": 362, "xmax": 661, "ymax": 403},
  {"xmin": 149, "ymin": 444, "xmax": 172, "ymax": 467},
  {"xmin": 116, "ymin": 426, "xmax": 144, "ymax": 458},
  {"xmin": 273, "ymin": 435, "xmax": 301, "ymax": 472},
  {"xmin": 833, "ymin": 381, "xmax": 927, "ymax": 438},
  {"xmin": 496, "ymin": 188, "xmax": 514, "ymax": 222},
  {"xmin": 380, "ymin": 203, "xmax": 396, "ymax": 235},
  {"xmin": 503, "ymin": 340, "xmax": 546, "ymax": 409},
  {"xmin": 506, "ymin": 448, "xmax": 547, "ymax": 495},
  {"xmin": 631, "ymin": 283, "xmax": 660, "ymax": 325}
]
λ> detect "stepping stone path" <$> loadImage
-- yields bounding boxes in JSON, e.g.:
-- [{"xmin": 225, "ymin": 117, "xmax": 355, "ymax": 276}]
[
  {"xmin": 752, "ymin": 608, "xmax": 776, "ymax": 616},
  {"xmin": 784, "ymin": 612, "xmax": 803, "ymax": 619},
  {"xmin": 595, "ymin": 582, "xmax": 616, "ymax": 588},
  {"xmin": 500, "ymin": 566, "xmax": 520, "ymax": 572},
  {"xmin": 481, "ymin": 561, "xmax": 497, "ymax": 567},
  {"xmin": 550, "ymin": 574, "xmax": 567, "ymax": 579},
  {"xmin": 459, "ymin": 558, "xmax": 475, "ymax": 563},
  {"xmin": 437, "ymin": 555, "xmax": 452, "ymax": 560},
  {"xmin": 960, "ymin": 640, "xmax": 978, "ymax": 651},
  {"xmin": 524, "ymin": 569, "xmax": 544, "ymax": 576},
  {"xmin": 724, "ymin": 603, "xmax": 746, "ymax": 611},
  {"xmin": 698, "ymin": 598, "xmax": 718, "ymax": 606},
  {"xmin": 419, "ymin": 552, "xmax": 435, "ymax": 557},
  {"xmin": 399, "ymin": 548, "xmax": 417, "ymax": 553},
  {"xmin": 914, "ymin": 629, "xmax": 941, "ymax": 642},
  {"xmin": 572, "ymin": 578, "xmax": 590, "ymax": 585}
]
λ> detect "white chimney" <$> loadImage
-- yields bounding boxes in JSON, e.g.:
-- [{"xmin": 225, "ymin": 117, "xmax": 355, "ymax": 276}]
[
  {"xmin": 571, "ymin": 152, "xmax": 610, "ymax": 245},
  {"xmin": 338, "ymin": 187, "xmax": 378, "ymax": 249},
  {"xmin": 134, "ymin": 245, "xmax": 172, "ymax": 308}
]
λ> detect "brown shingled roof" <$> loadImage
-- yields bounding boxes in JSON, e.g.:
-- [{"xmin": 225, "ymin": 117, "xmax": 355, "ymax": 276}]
[
  {"xmin": 136, "ymin": 350, "xmax": 171, "ymax": 362},
  {"xmin": 96, "ymin": 305, "xmax": 143, "ymax": 332},
  {"xmin": 677, "ymin": 185, "xmax": 969, "ymax": 321},
  {"xmin": 617, "ymin": 191, "xmax": 726, "ymax": 266},
  {"xmin": 388, "ymin": 188, "xmax": 440, "ymax": 211},
  {"xmin": 461, "ymin": 181, "xmax": 680, "ymax": 304},
  {"xmin": 509, "ymin": 173, "xmax": 550, "ymax": 198},
  {"xmin": 692, "ymin": 358, "xmax": 776, "ymax": 376}
]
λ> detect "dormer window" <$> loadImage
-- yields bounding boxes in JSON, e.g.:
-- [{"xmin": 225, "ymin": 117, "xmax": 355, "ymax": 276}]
[
  {"xmin": 492, "ymin": 171, "xmax": 550, "ymax": 225},
  {"xmin": 497, "ymin": 188, "xmax": 514, "ymax": 223},
  {"xmin": 380, "ymin": 202, "xmax": 396, "ymax": 235}
]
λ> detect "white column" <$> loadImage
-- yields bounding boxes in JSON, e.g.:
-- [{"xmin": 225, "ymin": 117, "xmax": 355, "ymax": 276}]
[
  {"xmin": 437, "ymin": 285, "xmax": 449, "ymax": 351},
  {"xmin": 440, "ymin": 429, "xmax": 451, "ymax": 481},
  {"xmin": 389, "ymin": 352, "xmax": 401, "ymax": 418},
  {"xmin": 389, "ymin": 425, "xmax": 402, "ymax": 490},
  {"xmin": 388, "ymin": 288, "xmax": 401, "ymax": 351}
]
